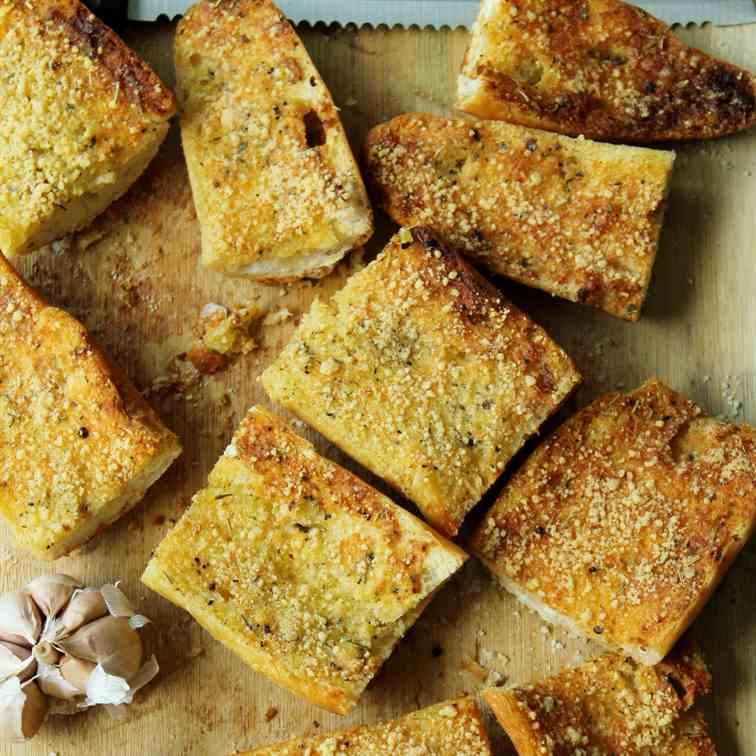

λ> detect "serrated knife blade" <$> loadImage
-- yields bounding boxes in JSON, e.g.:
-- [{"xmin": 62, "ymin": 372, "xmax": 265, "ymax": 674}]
[{"xmin": 126, "ymin": 0, "xmax": 756, "ymax": 27}]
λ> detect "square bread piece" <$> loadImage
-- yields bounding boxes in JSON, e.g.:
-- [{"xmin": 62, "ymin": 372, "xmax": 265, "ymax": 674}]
[
  {"xmin": 0, "ymin": 253, "xmax": 181, "ymax": 560},
  {"xmin": 457, "ymin": 0, "xmax": 756, "ymax": 142},
  {"xmin": 471, "ymin": 379, "xmax": 756, "ymax": 665},
  {"xmin": 483, "ymin": 642, "xmax": 715, "ymax": 756},
  {"xmin": 141, "ymin": 406, "xmax": 467, "ymax": 715},
  {"xmin": 262, "ymin": 227, "xmax": 580, "ymax": 536},
  {"xmin": 365, "ymin": 113, "xmax": 675, "ymax": 320},
  {"xmin": 174, "ymin": 0, "xmax": 373, "ymax": 281},
  {"xmin": 0, "ymin": 0, "xmax": 175, "ymax": 258},
  {"xmin": 245, "ymin": 697, "xmax": 492, "ymax": 755}
]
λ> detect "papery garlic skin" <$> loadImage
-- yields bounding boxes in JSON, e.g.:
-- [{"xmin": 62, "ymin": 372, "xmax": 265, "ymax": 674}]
[
  {"xmin": 0, "ymin": 678, "xmax": 47, "ymax": 742},
  {"xmin": 57, "ymin": 588, "xmax": 108, "ymax": 635},
  {"xmin": 0, "ymin": 593, "xmax": 42, "ymax": 647}
]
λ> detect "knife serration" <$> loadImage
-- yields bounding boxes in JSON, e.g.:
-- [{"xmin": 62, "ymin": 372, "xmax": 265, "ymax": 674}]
[{"xmin": 127, "ymin": 0, "xmax": 756, "ymax": 28}]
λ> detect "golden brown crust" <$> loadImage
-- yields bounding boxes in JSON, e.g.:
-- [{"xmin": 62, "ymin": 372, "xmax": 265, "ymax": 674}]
[
  {"xmin": 0, "ymin": 0, "xmax": 175, "ymax": 256},
  {"xmin": 142, "ymin": 406, "xmax": 466, "ymax": 714},
  {"xmin": 43, "ymin": 0, "xmax": 174, "ymax": 117},
  {"xmin": 483, "ymin": 643, "xmax": 715, "ymax": 755},
  {"xmin": 174, "ymin": 0, "xmax": 372, "ymax": 280},
  {"xmin": 245, "ymin": 697, "xmax": 493, "ymax": 755},
  {"xmin": 471, "ymin": 379, "xmax": 756, "ymax": 663},
  {"xmin": 0, "ymin": 254, "xmax": 181, "ymax": 559},
  {"xmin": 365, "ymin": 113, "xmax": 674, "ymax": 320},
  {"xmin": 457, "ymin": 0, "xmax": 756, "ymax": 142},
  {"xmin": 262, "ymin": 227, "xmax": 580, "ymax": 536}
]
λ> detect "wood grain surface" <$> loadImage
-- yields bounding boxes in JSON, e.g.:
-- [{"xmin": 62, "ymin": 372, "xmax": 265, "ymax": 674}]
[{"xmin": 1, "ymin": 19, "xmax": 754, "ymax": 756}]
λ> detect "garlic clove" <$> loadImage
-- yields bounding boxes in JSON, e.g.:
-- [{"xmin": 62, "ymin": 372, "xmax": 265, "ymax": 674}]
[
  {"xmin": 0, "ymin": 678, "xmax": 47, "ymax": 742},
  {"xmin": 26, "ymin": 575, "xmax": 81, "ymax": 619},
  {"xmin": 57, "ymin": 589, "xmax": 107, "ymax": 635},
  {"xmin": 0, "ymin": 593, "xmax": 41, "ymax": 647},
  {"xmin": 0, "ymin": 642, "xmax": 35, "ymax": 683},
  {"xmin": 56, "ymin": 616, "xmax": 143, "ymax": 680},
  {"xmin": 37, "ymin": 664, "xmax": 82, "ymax": 701},
  {"xmin": 59, "ymin": 655, "xmax": 96, "ymax": 693}
]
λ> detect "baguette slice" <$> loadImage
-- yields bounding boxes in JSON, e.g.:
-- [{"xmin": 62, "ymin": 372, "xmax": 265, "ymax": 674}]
[
  {"xmin": 262, "ymin": 227, "xmax": 580, "ymax": 536},
  {"xmin": 483, "ymin": 642, "xmax": 715, "ymax": 755},
  {"xmin": 471, "ymin": 379, "xmax": 756, "ymax": 665},
  {"xmin": 245, "ymin": 697, "xmax": 492, "ymax": 755},
  {"xmin": 0, "ymin": 0, "xmax": 175, "ymax": 258},
  {"xmin": 0, "ymin": 253, "xmax": 181, "ymax": 560},
  {"xmin": 365, "ymin": 113, "xmax": 675, "ymax": 320},
  {"xmin": 142, "ymin": 406, "xmax": 467, "ymax": 715},
  {"xmin": 457, "ymin": 0, "xmax": 756, "ymax": 142},
  {"xmin": 174, "ymin": 0, "xmax": 373, "ymax": 281}
]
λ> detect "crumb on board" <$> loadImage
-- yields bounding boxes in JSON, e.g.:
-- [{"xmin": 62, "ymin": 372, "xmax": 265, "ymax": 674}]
[
  {"xmin": 262, "ymin": 307, "xmax": 293, "ymax": 326},
  {"xmin": 265, "ymin": 706, "xmax": 279, "ymax": 722}
]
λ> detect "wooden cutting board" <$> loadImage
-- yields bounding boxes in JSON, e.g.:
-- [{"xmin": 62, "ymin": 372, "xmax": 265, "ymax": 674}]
[{"xmin": 1, "ymin": 19, "xmax": 755, "ymax": 756}]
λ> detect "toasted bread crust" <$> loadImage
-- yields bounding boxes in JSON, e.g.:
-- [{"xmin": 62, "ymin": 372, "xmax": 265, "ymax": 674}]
[
  {"xmin": 246, "ymin": 697, "xmax": 493, "ymax": 755},
  {"xmin": 457, "ymin": 0, "xmax": 756, "ymax": 142},
  {"xmin": 0, "ymin": 0, "xmax": 175, "ymax": 257},
  {"xmin": 142, "ymin": 406, "xmax": 466, "ymax": 714},
  {"xmin": 365, "ymin": 113, "xmax": 674, "ymax": 320},
  {"xmin": 0, "ymin": 254, "xmax": 181, "ymax": 559},
  {"xmin": 483, "ymin": 643, "xmax": 715, "ymax": 755},
  {"xmin": 174, "ymin": 0, "xmax": 373, "ymax": 280},
  {"xmin": 262, "ymin": 227, "xmax": 580, "ymax": 536},
  {"xmin": 471, "ymin": 379, "xmax": 756, "ymax": 664}
]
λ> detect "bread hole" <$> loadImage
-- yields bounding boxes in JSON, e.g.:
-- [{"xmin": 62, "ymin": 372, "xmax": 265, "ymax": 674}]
[{"xmin": 303, "ymin": 110, "xmax": 326, "ymax": 148}]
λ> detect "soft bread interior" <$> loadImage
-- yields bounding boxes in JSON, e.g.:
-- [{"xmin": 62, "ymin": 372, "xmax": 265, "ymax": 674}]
[
  {"xmin": 488, "ymin": 565, "xmax": 664, "ymax": 665},
  {"xmin": 3, "ymin": 124, "xmax": 169, "ymax": 258},
  {"xmin": 35, "ymin": 441, "xmax": 181, "ymax": 561}
]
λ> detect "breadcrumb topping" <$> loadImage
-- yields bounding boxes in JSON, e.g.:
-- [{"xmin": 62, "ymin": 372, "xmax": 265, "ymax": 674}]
[
  {"xmin": 247, "ymin": 697, "xmax": 492, "ymax": 755},
  {"xmin": 459, "ymin": 0, "xmax": 756, "ymax": 141},
  {"xmin": 472, "ymin": 379, "xmax": 756, "ymax": 662},
  {"xmin": 175, "ymin": 0, "xmax": 372, "ymax": 275},
  {"xmin": 0, "ymin": 0, "xmax": 174, "ymax": 255},
  {"xmin": 0, "ymin": 254, "xmax": 180, "ymax": 558},
  {"xmin": 145, "ymin": 406, "xmax": 466, "ymax": 713},
  {"xmin": 483, "ymin": 644, "xmax": 715, "ymax": 755},
  {"xmin": 365, "ymin": 113, "xmax": 674, "ymax": 320},
  {"xmin": 262, "ymin": 227, "xmax": 580, "ymax": 536}
]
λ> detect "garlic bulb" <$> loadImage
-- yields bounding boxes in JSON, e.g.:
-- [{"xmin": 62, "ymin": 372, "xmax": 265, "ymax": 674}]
[{"xmin": 0, "ymin": 575, "xmax": 159, "ymax": 742}]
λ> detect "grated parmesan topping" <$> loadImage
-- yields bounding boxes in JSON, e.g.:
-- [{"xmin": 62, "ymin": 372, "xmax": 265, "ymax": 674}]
[
  {"xmin": 174, "ymin": 0, "xmax": 371, "ymax": 272},
  {"xmin": 484, "ymin": 644, "xmax": 714, "ymax": 755},
  {"xmin": 0, "ymin": 254, "xmax": 179, "ymax": 558},
  {"xmin": 472, "ymin": 379, "xmax": 756, "ymax": 659},
  {"xmin": 147, "ymin": 406, "xmax": 466, "ymax": 712},
  {"xmin": 365, "ymin": 113, "xmax": 674, "ymax": 320},
  {"xmin": 460, "ymin": 0, "xmax": 756, "ymax": 141},
  {"xmin": 246, "ymin": 697, "xmax": 493, "ymax": 755},
  {"xmin": 262, "ymin": 227, "xmax": 580, "ymax": 536},
  {"xmin": 0, "ymin": 0, "xmax": 174, "ymax": 255}
]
